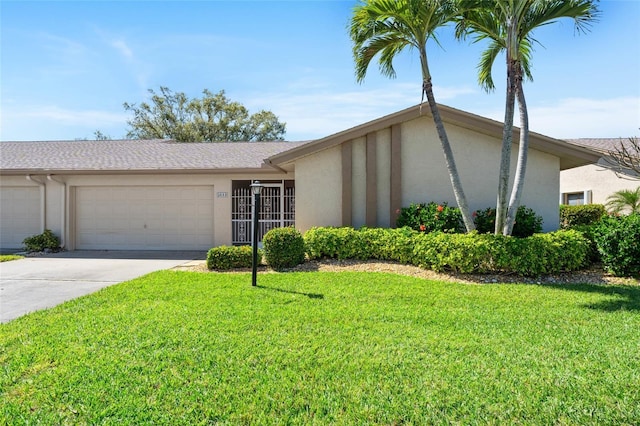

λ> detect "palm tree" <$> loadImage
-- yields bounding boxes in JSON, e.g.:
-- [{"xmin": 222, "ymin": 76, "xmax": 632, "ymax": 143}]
[
  {"xmin": 455, "ymin": 0, "xmax": 599, "ymax": 235},
  {"xmin": 350, "ymin": 0, "xmax": 476, "ymax": 232},
  {"xmin": 606, "ymin": 187, "xmax": 640, "ymax": 215}
]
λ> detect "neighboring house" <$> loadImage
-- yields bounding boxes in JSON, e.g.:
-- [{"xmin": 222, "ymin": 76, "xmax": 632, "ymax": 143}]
[
  {"xmin": 561, "ymin": 138, "xmax": 639, "ymax": 206},
  {"xmin": 0, "ymin": 104, "xmax": 599, "ymax": 251}
]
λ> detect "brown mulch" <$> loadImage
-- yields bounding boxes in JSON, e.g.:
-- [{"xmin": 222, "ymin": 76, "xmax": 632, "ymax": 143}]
[{"xmin": 174, "ymin": 259, "xmax": 639, "ymax": 286}]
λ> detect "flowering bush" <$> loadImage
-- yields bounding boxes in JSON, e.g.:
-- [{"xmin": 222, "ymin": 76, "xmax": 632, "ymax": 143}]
[
  {"xmin": 473, "ymin": 205, "xmax": 543, "ymax": 237},
  {"xmin": 396, "ymin": 202, "xmax": 463, "ymax": 234}
]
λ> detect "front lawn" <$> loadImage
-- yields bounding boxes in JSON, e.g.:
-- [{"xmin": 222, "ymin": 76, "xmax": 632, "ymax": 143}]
[
  {"xmin": 1, "ymin": 271, "xmax": 639, "ymax": 424},
  {"xmin": 0, "ymin": 254, "xmax": 23, "ymax": 262}
]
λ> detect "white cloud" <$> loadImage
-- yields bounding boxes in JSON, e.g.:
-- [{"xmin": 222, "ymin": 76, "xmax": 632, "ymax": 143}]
[
  {"xmin": 529, "ymin": 97, "xmax": 640, "ymax": 138},
  {"xmin": 110, "ymin": 39, "xmax": 134, "ymax": 60},
  {"xmin": 246, "ymin": 80, "xmax": 476, "ymax": 140},
  {"xmin": 1, "ymin": 105, "xmax": 128, "ymax": 140}
]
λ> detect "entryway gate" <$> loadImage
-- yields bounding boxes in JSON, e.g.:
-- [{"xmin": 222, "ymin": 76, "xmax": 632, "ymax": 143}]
[{"xmin": 231, "ymin": 182, "xmax": 295, "ymax": 245}]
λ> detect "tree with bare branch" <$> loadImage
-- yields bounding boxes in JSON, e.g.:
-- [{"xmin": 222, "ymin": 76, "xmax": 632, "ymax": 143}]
[{"xmin": 604, "ymin": 135, "xmax": 640, "ymax": 180}]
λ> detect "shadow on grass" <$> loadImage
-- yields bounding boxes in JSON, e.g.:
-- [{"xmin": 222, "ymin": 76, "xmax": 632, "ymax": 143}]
[
  {"xmin": 543, "ymin": 283, "xmax": 640, "ymax": 312},
  {"xmin": 256, "ymin": 285, "xmax": 324, "ymax": 299}
]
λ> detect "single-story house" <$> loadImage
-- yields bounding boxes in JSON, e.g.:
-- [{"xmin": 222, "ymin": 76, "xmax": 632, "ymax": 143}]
[
  {"xmin": 0, "ymin": 104, "xmax": 600, "ymax": 251},
  {"xmin": 560, "ymin": 138, "xmax": 639, "ymax": 206}
]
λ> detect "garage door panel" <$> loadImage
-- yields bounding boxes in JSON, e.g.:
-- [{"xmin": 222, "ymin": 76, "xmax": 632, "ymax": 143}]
[
  {"xmin": 76, "ymin": 186, "xmax": 214, "ymax": 250},
  {"xmin": 0, "ymin": 186, "xmax": 42, "ymax": 249}
]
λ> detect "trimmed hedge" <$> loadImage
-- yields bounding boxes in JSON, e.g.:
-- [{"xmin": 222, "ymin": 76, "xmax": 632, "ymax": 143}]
[
  {"xmin": 560, "ymin": 204, "xmax": 607, "ymax": 229},
  {"xmin": 207, "ymin": 245, "xmax": 256, "ymax": 270},
  {"xmin": 263, "ymin": 227, "xmax": 305, "ymax": 270},
  {"xmin": 304, "ymin": 227, "xmax": 589, "ymax": 277}
]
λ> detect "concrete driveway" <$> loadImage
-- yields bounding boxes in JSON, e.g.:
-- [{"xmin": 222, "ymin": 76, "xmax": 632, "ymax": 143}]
[{"xmin": 0, "ymin": 250, "xmax": 205, "ymax": 323}]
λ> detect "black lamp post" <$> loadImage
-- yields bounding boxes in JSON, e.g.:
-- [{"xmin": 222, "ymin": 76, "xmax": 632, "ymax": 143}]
[{"xmin": 250, "ymin": 180, "xmax": 263, "ymax": 286}]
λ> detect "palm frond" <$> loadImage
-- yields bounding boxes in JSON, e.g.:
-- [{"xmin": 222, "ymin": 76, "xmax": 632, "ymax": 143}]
[{"xmin": 477, "ymin": 40, "xmax": 502, "ymax": 91}]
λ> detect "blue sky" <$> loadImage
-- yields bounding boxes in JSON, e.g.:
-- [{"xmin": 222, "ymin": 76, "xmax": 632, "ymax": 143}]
[{"xmin": 1, "ymin": 0, "xmax": 639, "ymax": 142}]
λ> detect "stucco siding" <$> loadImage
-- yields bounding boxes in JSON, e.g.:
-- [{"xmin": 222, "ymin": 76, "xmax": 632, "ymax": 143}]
[
  {"xmin": 294, "ymin": 146, "xmax": 342, "ymax": 233},
  {"xmin": 289, "ymin": 115, "xmax": 563, "ymax": 233},
  {"xmin": 561, "ymin": 164, "xmax": 640, "ymax": 206}
]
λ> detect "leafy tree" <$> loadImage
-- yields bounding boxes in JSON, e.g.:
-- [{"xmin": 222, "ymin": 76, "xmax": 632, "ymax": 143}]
[
  {"xmin": 123, "ymin": 87, "xmax": 286, "ymax": 142},
  {"xmin": 350, "ymin": 0, "xmax": 476, "ymax": 232},
  {"xmin": 456, "ymin": 0, "xmax": 599, "ymax": 235},
  {"xmin": 605, "ymin": 187, "xmax": 640, "ymax": 214},
  {"xmin": 93, "ymin": 130, "xmax": 111, "ymax": 140},
  {"xmin": 604, "ymin": 135, "xmax": 640, "ymax": 179}
]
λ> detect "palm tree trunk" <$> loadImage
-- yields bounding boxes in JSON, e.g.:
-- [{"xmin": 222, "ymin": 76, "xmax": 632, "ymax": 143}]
[
  {"xmin": 504, "ymin": 76, "xmax": 529, "ymax": 235},
  {"xmin": 422, "ymin": 78, "xmax": 476, "ymax": 232},
  {"xmin": 419, "ymin": 48, "xmax": 474, "ymax": 232},
  {"xmin": 496, "ymin": 59, "xmax": 517, "ymax": 234}
]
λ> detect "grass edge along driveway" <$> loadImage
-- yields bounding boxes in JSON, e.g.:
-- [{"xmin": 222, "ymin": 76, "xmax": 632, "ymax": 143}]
[{"xmin": 1, "ymin": 270, "xmax": 639, "ymax": 424}]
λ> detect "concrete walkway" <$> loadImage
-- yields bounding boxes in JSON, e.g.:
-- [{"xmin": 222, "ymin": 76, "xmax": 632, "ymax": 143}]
[{"xmin": 0, "ymin": 250, "xmax": 205, "ymax": 323}]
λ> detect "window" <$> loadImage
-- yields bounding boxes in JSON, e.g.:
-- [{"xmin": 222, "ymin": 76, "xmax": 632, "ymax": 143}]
[{"xmin": 562, "ymin": 190, "xmax": 592, "ymax": 206}]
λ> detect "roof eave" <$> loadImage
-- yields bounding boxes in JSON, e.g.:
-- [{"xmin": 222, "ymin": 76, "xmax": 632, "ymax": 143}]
[
  {"xmin": 0, "ymin": 166, "xmax": 290, "ymax": 176},
  {"xmin": 266, "ymin": 103, "xmax": 602, "ymax": 170}
]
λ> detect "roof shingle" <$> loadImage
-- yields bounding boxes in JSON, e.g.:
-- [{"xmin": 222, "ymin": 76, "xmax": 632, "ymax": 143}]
[{"xmin": 0, "ymin": 139, "xmax": 308, "ymax": 173}]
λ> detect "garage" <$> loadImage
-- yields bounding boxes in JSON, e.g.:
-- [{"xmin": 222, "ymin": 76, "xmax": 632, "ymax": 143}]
[
  {"xmin": 0, "ymin": 186, "xmax": 42, "ymax": 249},
  {"xmin": 75, "ymin": 186, "xmax": 215, "ymax": 250}
]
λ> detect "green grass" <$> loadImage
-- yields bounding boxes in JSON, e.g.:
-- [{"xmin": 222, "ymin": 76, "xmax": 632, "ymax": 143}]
[
  {"xmin": 0, "ymin": 254, "xmax": 23, "ymax": 262},
  {"xmin": 2, "ymin": 271, "xmax": 640, "ymax": 424}
]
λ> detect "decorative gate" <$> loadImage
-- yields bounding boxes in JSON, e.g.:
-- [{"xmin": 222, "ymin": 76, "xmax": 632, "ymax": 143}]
[{"xmin": 232, "ymin": 181, "xmax": 295, "ymax": 245}]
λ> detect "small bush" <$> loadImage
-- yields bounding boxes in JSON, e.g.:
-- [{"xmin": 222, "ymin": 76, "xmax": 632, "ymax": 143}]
[
  {"xmin": 207, "ymin": 245, "xmax": 255, "ymax": 270},
  {"xmin": 396, "ymin": 202, "xmax": 463, "ymax": 233},
  {"xmin": 263, "ymin": 227, "xmax": 306, "ymax": 270},
  {"xmin": 593, "ymin": 213, "xmax": 640, "ymax": 277},
  {"xmin": 22, "ymin": 229, "xmax": 60, "ymax": 252},
  {"xmin": 560, "ymin": 204, "xmax": 606, "ymax": 229},
  {"xmin": 473, "ymin": 205, "xmax": 543, "ymax": 237}
]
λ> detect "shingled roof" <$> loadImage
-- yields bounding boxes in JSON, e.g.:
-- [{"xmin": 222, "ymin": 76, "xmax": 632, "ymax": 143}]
[
  {"xmin": 565, "ymin": 138, "xmax": 638, "ymax": 155},
  {"xmin": 0, "ymin": 139, "xmax": 308, "ymax": 174}
]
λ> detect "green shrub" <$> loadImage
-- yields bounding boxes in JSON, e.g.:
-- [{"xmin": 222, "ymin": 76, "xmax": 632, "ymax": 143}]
[
  {"xmin": 473, "ymin": 205, "xmax": 543, "ymax": 237},
  {"xmin": 207, "ymin": 245, "xmax": 255, "ymax": 270},
  {"xmin": 22, "ymin": 229, "xmax": 60, "ymax": 252},
  {"xmin": 303, "ymin": 226, "xmax": 589, "ymax": 277},
  {"xmin": 569, "ymin": 224, "xmax": 601, "ymax": 264},
  {"xmin": 593, "ymin": 213, "xmax": 640, "ymax": 277},
  {"xmin": 359, "ymin": 227, "xmax": 416, "ymax": 263},
  {"xmin": 396, "ymin": 202, "xmax": 463, "ymax": 234},
  {"xmin": 560, "ymin": 204, "xmax": 606, "ymax": 229},
  {"xmin": 263, "ymin": 227, "xmax": 306, "ymax": 270},
  {"xmin": 304, "ymin": 226, "xmax": 370, "ymax": 260}
]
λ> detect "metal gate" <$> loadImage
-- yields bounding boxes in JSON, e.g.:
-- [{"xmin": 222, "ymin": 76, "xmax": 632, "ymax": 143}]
[{"xmin": 232, "ymin": 182, "xmax": 295, "ymax": 245}]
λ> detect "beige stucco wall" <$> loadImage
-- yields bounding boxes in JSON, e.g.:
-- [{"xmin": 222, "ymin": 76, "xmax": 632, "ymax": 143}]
[
  {"xmin": 560, "ymin": 163, "xmax": 640, "ymax": 206},
  {"xmin": 294, "ymin": 145, "xmax": 343, "ymax": 232},
  {"xmin": 1, "ymin": 171, "xmax": 291, "ymax": 250},
  {"xmin": 293, "ymin": 114, "xmax": 563, "ymax": 233},
  {"xmin": 401, "ymin": 117, "xmax": 561, "ymax": 231}
]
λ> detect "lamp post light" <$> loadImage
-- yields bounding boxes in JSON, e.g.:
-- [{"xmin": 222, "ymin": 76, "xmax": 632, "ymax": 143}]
[{"xmin": 250, "ymin": 180, "xmax": 263, "ymax": 286}]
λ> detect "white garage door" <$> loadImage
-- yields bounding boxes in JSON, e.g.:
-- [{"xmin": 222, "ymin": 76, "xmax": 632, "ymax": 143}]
[
  {"xmin": 0, "ymin": 186, "xmax": 42, "ymax": 249},
  {"xmin": 76, "ymin": 186, "xmax": 214, "ymax": 250}
]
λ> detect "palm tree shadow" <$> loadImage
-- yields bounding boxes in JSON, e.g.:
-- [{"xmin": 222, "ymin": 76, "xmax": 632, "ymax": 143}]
[
  {"xmin": 543, "ymin": 283, "xmax": 640, "ymax": 312},
  {"xmin": 256, "ymin": 285, "xmax": 324, "ymax": 299}
]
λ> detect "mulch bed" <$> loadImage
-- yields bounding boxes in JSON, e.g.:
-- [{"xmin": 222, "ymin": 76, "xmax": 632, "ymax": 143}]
[{"xmin": 175, "ymin": 258, "xmax": 639, "ymax": 286}]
